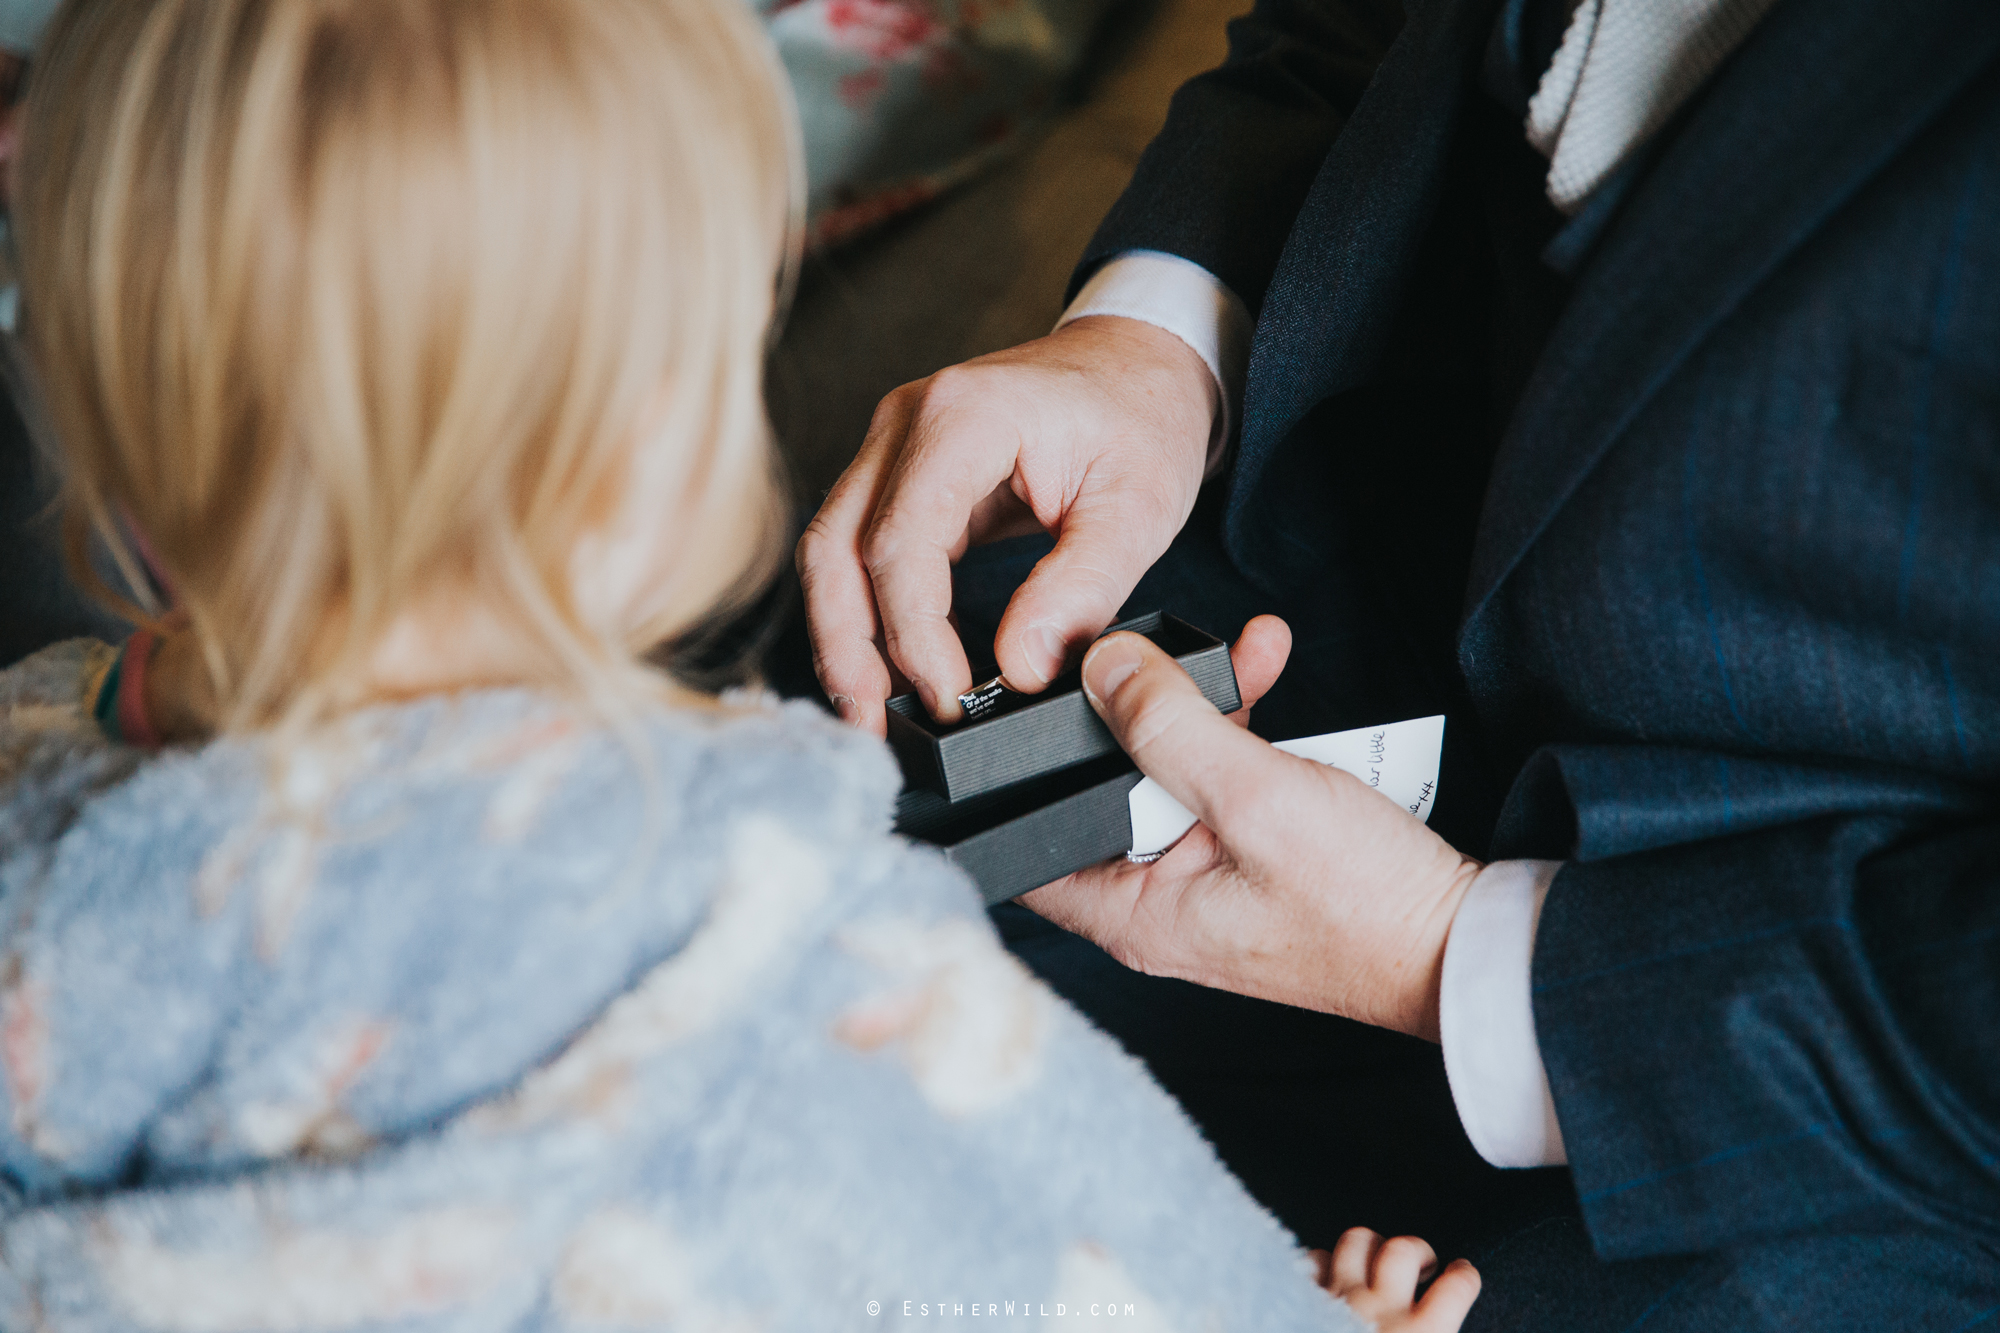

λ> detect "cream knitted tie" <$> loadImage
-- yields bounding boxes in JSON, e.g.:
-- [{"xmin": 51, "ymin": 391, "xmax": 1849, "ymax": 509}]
[{"xmin": 1525, "ymin": 0, "xmax": 1781, "ymax": 213}]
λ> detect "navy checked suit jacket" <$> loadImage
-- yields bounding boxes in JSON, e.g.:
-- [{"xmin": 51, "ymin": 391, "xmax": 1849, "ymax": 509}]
[{"xmin": 1078, "ymin": 0, "xmax": 2000, "ymax": 1264}]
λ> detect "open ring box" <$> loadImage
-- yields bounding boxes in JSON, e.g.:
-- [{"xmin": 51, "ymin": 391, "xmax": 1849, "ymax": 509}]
[{"xmin": 889, "ymin": 612, "xmax": 1240, "ymax": 905}]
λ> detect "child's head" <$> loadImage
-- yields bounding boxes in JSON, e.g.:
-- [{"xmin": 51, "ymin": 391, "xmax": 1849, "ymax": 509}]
[{"xmin": 18, "ymin": 0, "xmax": 798, "ymax": 728}]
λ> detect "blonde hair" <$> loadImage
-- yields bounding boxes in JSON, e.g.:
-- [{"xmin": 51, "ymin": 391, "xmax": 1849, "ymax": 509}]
[{"xmin": 18, "ymin": 0, "xmax": 799, "ymax": 731}]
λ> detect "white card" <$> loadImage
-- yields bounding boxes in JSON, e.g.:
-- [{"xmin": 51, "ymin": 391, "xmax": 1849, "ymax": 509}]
[{"xmin": 1125, "ymin": 714, "xmax": 1446, "ymax": 858}]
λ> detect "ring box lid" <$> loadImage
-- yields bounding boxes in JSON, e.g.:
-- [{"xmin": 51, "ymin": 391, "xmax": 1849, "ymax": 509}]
[{"xmin": 885, "ymin": 611, "xmax": 1240, "ymax": 803}]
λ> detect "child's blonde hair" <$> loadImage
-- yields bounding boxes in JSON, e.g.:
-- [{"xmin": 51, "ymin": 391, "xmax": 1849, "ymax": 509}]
[{"xmin": 18, "ymin": 0, "xmax": 798, "ymax": 729}]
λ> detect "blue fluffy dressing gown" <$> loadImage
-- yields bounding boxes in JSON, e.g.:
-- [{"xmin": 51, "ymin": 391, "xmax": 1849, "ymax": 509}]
[{"xmin": 0, "ymin": 640, "xmax": 1363, "ymax": 1332}]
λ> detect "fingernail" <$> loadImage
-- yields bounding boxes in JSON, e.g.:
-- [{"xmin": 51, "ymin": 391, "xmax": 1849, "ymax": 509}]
[
  {"xmin": 915, "ymin": 681, "xmax": 959, "ymax": 723},
  {"xmin": 828, "ymin": 694, "xmax": 858, "ymax": 723},
  {"xmin": 1083, "ymin": 641, "xmax": 1142, "ymax": 706},
  {"xmin": 1019, "ymin": 623, "xmax": 1066, "ymax": 688}
]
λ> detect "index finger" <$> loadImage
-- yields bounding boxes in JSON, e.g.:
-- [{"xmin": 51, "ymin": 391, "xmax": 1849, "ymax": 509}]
[
  {"xmin": 797, "ymin": 396, "xmax": 910, "ymax": 735},
  {"xmin": 861, "ymin": 377, "xmax": 1027, "ymax": 721}
]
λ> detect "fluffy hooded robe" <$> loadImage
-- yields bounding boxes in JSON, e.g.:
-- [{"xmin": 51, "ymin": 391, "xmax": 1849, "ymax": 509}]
[{"xmin": 0, "ymin": 640, "xmax": 1362, "ymax": 1332}]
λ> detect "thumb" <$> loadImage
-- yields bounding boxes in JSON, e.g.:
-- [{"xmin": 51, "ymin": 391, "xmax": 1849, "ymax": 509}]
[{"xmin": 1082, "ymin": 630, "xmax": 1290, "ymax": 841}]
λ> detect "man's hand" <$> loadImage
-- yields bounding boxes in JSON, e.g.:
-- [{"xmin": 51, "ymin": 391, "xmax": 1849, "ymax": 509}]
[
  {"xmin": 1019, "ymin": 616, "xmax": 1484, "ymax": 1042},
  {"xmin": 797, "ymin": 315, "xmax": 1217, "ymax": 736}
]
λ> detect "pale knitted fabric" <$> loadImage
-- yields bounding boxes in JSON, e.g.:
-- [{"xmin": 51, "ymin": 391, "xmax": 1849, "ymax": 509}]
[{"xmin": 1526, "ymin": 0, "xmax": 1781, "ymax": 212}]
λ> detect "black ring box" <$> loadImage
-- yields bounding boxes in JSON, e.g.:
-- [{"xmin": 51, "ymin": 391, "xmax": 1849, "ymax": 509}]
[{"xmin": 888, "ymin": 612, "xmax": 1240, "ymax": 904}]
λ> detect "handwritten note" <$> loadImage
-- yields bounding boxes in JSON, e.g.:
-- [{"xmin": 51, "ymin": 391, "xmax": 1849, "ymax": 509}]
[{"xmin": 1125, "ymin": 715, "xmax": 1445, "ymax": 859}]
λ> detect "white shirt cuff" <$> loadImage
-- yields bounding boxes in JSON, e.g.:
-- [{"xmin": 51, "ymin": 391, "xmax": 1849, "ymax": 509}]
[
  {"xmin": 1056, "ymin": 249, "xmax": 1251, "ymax": 478},
  {"xmin": 1439, "ymin": 858, "xmax": 1568, "ymax": 1168}
]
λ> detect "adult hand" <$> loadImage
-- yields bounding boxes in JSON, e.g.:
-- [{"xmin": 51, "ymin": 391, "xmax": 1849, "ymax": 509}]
[
  {"xmin": 1019, "ymin": 616, "xmax": 1484, "ymax": 1042},
  {"xmin": 797, "ymin": 315, "xmax": 1217, "ymax": 736}
]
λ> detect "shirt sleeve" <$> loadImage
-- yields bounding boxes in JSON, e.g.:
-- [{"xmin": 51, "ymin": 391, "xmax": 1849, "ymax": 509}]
[
  {"xmin": 1056, "ymin": 249, "xmax": 1253, "ymax": 479},
  {"xmin": 1439, "ymin": 858, "xmax": 1569, "ymax": 1169}
]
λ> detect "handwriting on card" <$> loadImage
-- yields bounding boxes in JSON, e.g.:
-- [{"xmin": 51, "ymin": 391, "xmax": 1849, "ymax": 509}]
[{"xmin": 1126, "ymin": 715, "xmax": 1446, "ymax": 859}]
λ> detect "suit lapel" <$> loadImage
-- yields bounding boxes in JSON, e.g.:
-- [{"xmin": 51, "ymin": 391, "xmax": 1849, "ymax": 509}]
[
  {"xmin": 1462, "ymin": 0, "xmax": 2000, "ymax": 633},
  {"xmin": 1228, "ymin": 0, "xmax": 1496, "ymax": 583}
]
